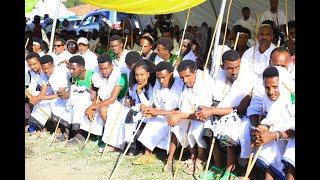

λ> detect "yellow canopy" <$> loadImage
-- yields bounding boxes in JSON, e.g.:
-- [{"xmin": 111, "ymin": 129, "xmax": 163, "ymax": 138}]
[{"xmin": 81, "ymin": 0, "xmax": 206, "ymax": 15}]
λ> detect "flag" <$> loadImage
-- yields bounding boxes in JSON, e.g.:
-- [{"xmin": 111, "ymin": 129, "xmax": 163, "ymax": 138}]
[{"xmin": 41, "ymin": 29, "xmax": 49, "ymax": 45}]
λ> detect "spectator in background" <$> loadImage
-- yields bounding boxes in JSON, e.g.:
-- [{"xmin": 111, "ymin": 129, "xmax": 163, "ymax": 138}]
[
  {"xmin": 234, "ymin": 7, "xmax": 257, "ymax": 40},
  {"xmin": 260, "ymin": 0, "xmax": 286, "ymax": 33},
  {"xmin": 66, "ymin": 39, "xmax": 79, "ymax": 55}
]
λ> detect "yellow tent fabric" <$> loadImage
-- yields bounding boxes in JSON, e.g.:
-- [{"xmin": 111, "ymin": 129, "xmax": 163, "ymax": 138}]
[
  {"xmin": 25, "ymin": 0, "xmax": 40, "ymax": 13},
  {"xmin": 81, "ymin": 0, "xmax": 206, "ymax": 15}
]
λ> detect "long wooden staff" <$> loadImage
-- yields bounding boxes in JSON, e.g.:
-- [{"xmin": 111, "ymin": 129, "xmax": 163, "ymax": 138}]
[
  {"xmin": 203, "ymin": 15, "xmax": 220, "ymax": 79},
  {"xmin": 173, "ymin": 8, "xmax": 191, "ymax": 69},
  {"xmin": 233, "ymin": 32, "xmax": 240, "ymax": 50},
  {"xmin": 25, "ymin": 92, "xmax": 52, "ymax": 120},
  {"xmin": 106, "ymin": 25, "xmax": 111, "ymax": 52},
  {"xmin": 139, "ymin": 41, "xmax": 147, "ymax": 56},
  {"xmin": 101, "ymin": 88, "xmax": 129, "ymax": 156},
  {"xmin": 201, "ymin": 17, "xmax": 220, "ymax": 177},
  {"xmin": 25, "ymin": 38, "xmax": 29, "ymax": 49},
  {"xmin": 251, "ymin": 13, "xmax": 261, "ymax": 66},
  {"xmin": 285, "ymin": 0, "xmax": 289, "ymax": 40},
  {"xmin": 245, "ymin": 108, "xmax": 264, "ymax": 175},
  {"xmin": 217, "ymin": 0, "xmax": 233, "ymax": 75},
  {"xmin": 123, "ymin": 35, "xmax": 128, "ymax": 50},
  {"xmin": 173, "ymin": 120, "xmax": 192, "ymax": 180},
  {"xmin": 277, "ymin": 37, "xmax": 281, "ymax": 47},
  {"xmin": 177, "ymin": 8, "xmax": 191, "ymax": 58},
  {"xmin": 47, "ymin": 111, "xmax": 66, "ymax": 147},
  {"xmin": 108, "ymin": 95, "xmax": 158, "ymax": 180},
  {"xmin": 80, "ymin": 92, "xmax": 100, "ymax": 152}
]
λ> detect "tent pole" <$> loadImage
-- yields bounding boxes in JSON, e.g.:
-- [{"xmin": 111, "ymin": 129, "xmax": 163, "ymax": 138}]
[
  {"xmin": 48, "ymin": 0, "xmax": 62, "ymax": 55},
  {"xmin": 210, "ymin": 0, "xmax": 227, "ymax": 77},
  {"xmin": 209, "ymin": 0, "xmax": 218, "ymax": 19}
]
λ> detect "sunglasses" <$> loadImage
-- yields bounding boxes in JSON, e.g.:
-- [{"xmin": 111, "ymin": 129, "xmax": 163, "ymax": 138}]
[
  {"xmin": 68, "ymin": 44, "xmax": 76, "ymax": 48},
  {"xmin": 53, "ymin": 44, "xmax": 63, "ymax": 47}
]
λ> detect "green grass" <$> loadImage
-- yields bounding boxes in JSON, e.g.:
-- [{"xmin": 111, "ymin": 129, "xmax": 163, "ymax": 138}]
[{"xmin": 25, "ymin": 132, "xmax": 201, "ymax": 179}]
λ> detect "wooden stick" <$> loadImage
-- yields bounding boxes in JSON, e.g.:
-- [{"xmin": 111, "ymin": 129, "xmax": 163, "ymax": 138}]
[
  {"xmin": 217, "ymin": 0, "xmax": 233, "ymax": 75},
  {"xmin": 233, "ymin": 32, "xmax": 240, "ymax": 50},
  {"xmin": 282, "ymin": 81, "xmax": 295, "ymax": 96},
  {"xmin": 101, "ymin": 88, "xmax": 129, "ymax": 156},
  {"xmin": 106, "ymin": 25, "xmax": 111, "ymax": 52},
  {"xmin": 25, "ymin": 92, "xmax": 51, "ymax": 120},
  {"xmin": 277, "ymin": 37, "xmax": 281, "ymax": 47},
  {"xmin": 25, "ymin": 38, "xmax": 29, "ymax": 49},
  {"xmin": 177, "ymin": 8, "xmax": 191, "ymax": 57},
  {"xmin": 173, "ymin": 8, "xmax": 191, "ymax": 69},
  {"xmin": 123, "ymin": 35, "xmax": 128, "ymax": 51},
  {"xmin": 252, "ymin": 13, "xmax": 261, "ymax": 66},
  {"xmin": 285, "ymin": 0, "xmax": 289, "ymax": 40},
  {"xmin": 108, "ymin": 94, "xmax": 158, "ymax": 180},
  {"xmin": 243, "ymin": 145, "xmax": 263, "ymax": 180},
  {"xmin": 173, "ymin": 120, "xmax": 192, "ymax": 180},
  {"xmin": 47, "ymin": 113, "xmax": 63, "ymax": 147},
  {"xmin": 203, "ymin": 137, "xmax": 216, "ymax": 180},
  {"xmin": 80, "ymin": 93, "xmax": 100, "ymax": 152},
  {"xmin": 246, "ymin": 108, "xmax": 263, "ymax": 174},
  {"xmin": 139, "ymin": 41, "xmax": 147, "ymax": 56},
  {"xmin": 203, "ymin": 15, "xmax": 220, "ymax": 79}
]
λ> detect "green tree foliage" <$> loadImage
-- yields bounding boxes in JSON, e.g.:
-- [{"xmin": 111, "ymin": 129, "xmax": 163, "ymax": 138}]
[{"xmin": 64, "ymin": 0, "xmax": 85, "ymax": 8}]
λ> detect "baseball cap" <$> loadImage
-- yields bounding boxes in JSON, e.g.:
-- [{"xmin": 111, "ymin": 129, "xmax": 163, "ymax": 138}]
[{"xmin": 77, "ymin": 37, "xmax": 89, "ymax": 45}]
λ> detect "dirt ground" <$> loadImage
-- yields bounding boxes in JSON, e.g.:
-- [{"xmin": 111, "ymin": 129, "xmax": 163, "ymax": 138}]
[{"xmin": 25, "ymin": 132, "xmax": 202, "ymax": 180}]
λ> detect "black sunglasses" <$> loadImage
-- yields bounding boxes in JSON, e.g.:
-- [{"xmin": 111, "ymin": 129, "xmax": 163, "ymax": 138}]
[{"xmin": 53, "ymin": 44, "xmax": 63, "ymax": 47}]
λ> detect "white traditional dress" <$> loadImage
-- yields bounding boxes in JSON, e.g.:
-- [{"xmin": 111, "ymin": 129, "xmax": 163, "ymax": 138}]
[
  {"xmin": 138, "ymin": 73, "xmax": 184, "ymax": 153},
  {"xmin": 44, "ymin": 66, "xmax": 72, "ymax": 125},
  {"xmin": 92, "ymin": 67, "xmax": 128, "ymax": 150},
  {"xmin": 171, "ymin": 70, "xmax": 214, "ymax": 149},
  {"xmin": 28, "ymin": 70, "xmax": 57, "ymax": 127},
  {"xmin": 257, "ymin": 66, "xmax": 295, "ymax": 178}
]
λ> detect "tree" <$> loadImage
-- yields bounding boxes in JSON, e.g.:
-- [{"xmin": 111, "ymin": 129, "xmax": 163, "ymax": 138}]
[{"xmin": 64, "ymin": 0, "xmax": 85, "ymax": 8}]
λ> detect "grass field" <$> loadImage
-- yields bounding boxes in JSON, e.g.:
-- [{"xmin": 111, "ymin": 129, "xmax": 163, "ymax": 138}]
[{"xmin": 25, "ymin": 132, "xmax": 204, "ymax": 180}]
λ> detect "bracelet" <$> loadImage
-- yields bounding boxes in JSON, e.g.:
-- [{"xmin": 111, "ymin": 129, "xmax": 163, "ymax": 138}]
[{"xmin": 277, "ymin": 131, "xmax": 283, "ymax": 140}]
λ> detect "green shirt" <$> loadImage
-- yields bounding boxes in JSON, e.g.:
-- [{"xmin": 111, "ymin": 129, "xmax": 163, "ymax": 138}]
[
  {"xmin": 72, "ymin": 70, "xmax": 94, "ymax": 89},
  {"xmin": 168, "ymin": 54, "xmax": 179, "ymax": 65},
  {"xmin": 116, "ymin": 73, "xmax": 128, "ymax": 100}
]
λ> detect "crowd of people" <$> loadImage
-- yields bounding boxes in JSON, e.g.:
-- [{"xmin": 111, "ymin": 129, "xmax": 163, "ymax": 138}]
[{"xmin": 25, "ymin": 0, "xmax": 295, "ymax": 179}]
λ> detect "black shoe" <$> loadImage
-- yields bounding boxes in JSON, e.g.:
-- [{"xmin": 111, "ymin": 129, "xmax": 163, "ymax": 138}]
[{"xmin": 126, "ymin": 148, "xmax": 140, "ymax": 156}]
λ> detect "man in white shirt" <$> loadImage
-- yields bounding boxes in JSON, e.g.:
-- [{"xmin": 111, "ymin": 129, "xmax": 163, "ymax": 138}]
[
  {"xmin": 260, "ymin": 0, "xmax": 286, "ymax": 32},
  {"xmin": 234, "ymin": 7, "xmax": 257, "ymax": 41},
  {"xmin": 51, "ymin": 38, "xmax": 73, "ymax": 67},
  {"xmin": 76, "ymin": 37, "xmax": 98, "ymax": 71}
]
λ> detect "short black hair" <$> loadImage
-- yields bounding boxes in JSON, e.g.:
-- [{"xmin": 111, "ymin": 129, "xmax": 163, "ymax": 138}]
[
  {"xmin": 125, "ymin": 51, "xmax": 142, "ymax": 67},
  {"xmin": 55, "ymin": 38, "xmax": 67, "ymax": 45},
  {"xmin": 40, "ymin": 55, "xmax": 54, "ymax": 65},
  {"xmin": 110, "ymin": 35, "xmax": 123, "ymax": 42},
  {"xmin": 222, "ymin": 50, "xmax": 241, "ymax": 64},
  {"xmin": 182, "ymin": 32, "xmax": 195, "ymax": 42},
  {"xmin": 177, "ymin": 60, "xmax": 197, "ymax": 73},
  {"xmin": 156, "ymin": 61, "xmax": 174, "ymax": 73},
  {"xmin": 97, "ymin": 53, "xmax": 113, "ymax": 64},
  {"xmin": 26, "ymin": 52, "xmax": 40, "ymax": 61},
  {"xmin": 270, "ymin": 47, "xmax": 290, "ymax": 59},
  {"xmin": 69, "ymin": 55, "xmax": 85, "ymax": 66},
  {"xmin": 141, "ymin": 36, "xmax": 154, "ymax": 45},
  {"xmin": 263, "ymin": 66, "xmax": 279, "ymax": 79},
  {"xmin": 157, "ymin": 37, "xmax": 173, "ymax": 52},
  {"xmin": 242, "ymin": 7, "xmax": 250, "ymax": 11}
]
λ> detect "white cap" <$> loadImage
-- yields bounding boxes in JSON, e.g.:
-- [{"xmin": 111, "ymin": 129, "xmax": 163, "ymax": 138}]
[{"xmin": 77, "ymin": 37, "xmax": 89, "ymax": 45}]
